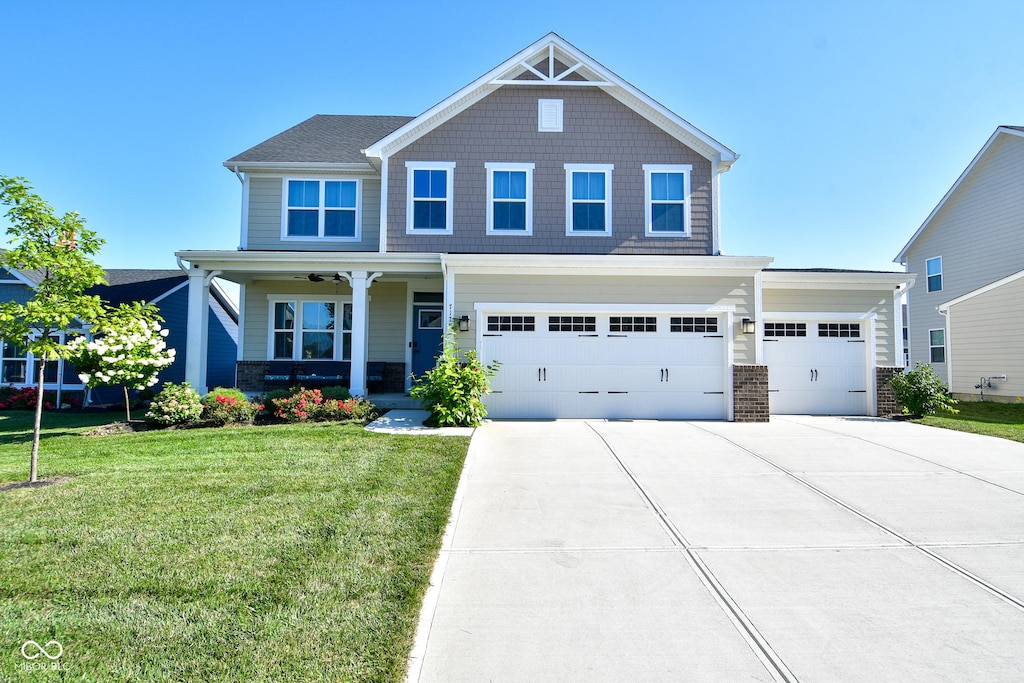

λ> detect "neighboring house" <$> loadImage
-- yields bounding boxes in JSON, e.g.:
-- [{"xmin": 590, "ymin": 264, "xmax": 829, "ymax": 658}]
[
  {"xmin": 177, "ymin": 33, "xmax": 910, "ymax": 420},
  {"xmin": 895, "ymin": 126, "xmax": 1024, "ymax": 401},
  {"xmin": 0, "ymin": 268, "xmax": 238, "ymax": 401}
]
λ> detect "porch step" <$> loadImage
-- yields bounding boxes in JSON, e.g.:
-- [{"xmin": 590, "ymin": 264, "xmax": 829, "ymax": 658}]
[{"xmin": 368, "ymin": 393, "xmax": 422, "ymax": 410}]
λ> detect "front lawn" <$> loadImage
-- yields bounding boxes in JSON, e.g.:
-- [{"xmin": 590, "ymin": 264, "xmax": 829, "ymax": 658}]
[
  {"xmin": 916, "ymin": 400, "xmax": 1024, "ymax": 443},
  {"xmin": 0, "ymin": 411, "xmax": 469, "ymax": 681}
]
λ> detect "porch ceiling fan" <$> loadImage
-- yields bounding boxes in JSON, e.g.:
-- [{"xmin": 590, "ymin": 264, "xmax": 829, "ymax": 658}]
[{"xmin": 293, "ymin": 273, "xmax": 346, "ymax": 284}]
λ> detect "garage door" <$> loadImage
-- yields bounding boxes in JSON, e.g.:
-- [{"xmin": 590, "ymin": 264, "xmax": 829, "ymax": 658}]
[
  {"xmin": 479, "ymin": 310, "xmax": 728, "ymax": 419},
  {"xmin": 763, "ymin": 321, "xmax": 869, "ymax": 415}
]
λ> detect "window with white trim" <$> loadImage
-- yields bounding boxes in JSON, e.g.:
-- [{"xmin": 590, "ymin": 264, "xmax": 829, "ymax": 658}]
[
  {"xmin": 406, "ymin": 162, "xmax": 455, "ymax": 234},
  {"xmin": 270, "ymin": 299, "xmax": 353, "ymax": 361},
  {"xmin": 486, "ymin": 163, "xmax": 534, "ymax": 235},
  {"xmin": 926, "ymin": 256, "xmax": 942, "ymax": 292},
  {"xmin": 929, "ymin": 328, "xmax": 945, "ymax": 363},
  {"xmin": 643, "ymin": 164, "xmax": 691, "ymax": 236},
  {"xmin": 1, "ymin": 339, "xmax": 27, "ymax": 383},
  {"xmin": 283, "ymin": 179, "xmax": 360, "ymax": 240},
  {"xmin": 565, "ymin": 164, "xmax": 612, "ymax": 235}
]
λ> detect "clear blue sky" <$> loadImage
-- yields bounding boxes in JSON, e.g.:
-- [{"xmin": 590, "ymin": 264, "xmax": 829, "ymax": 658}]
[{"xmin": 2, "ymin": 0, "xmax": 1023, "ymax": 281}]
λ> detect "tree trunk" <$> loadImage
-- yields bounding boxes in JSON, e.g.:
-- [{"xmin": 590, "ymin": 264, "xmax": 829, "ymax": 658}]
[
  {"xmin": 123, "ymin": 384, "xmax": 131, "ymax": 423},
  {"xmin": 30, "ymin": 360, "xmax": 45, "ymax": 483}
]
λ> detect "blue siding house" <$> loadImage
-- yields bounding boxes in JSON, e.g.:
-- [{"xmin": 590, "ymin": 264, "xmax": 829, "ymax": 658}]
[{"xmin": 0, "ymin": 268, "xmax": 238, "ymax": 402}]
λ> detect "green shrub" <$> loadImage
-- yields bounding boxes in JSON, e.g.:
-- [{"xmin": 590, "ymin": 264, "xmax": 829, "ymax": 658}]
[
  {"xmin": 320, "ymin": 385, "xmax": 352, "ymax": 401},
  {"xmin": 317, "ymin": 397, "xmax": 381, "ymax": 422},
  {"xmin": 889, "ymin": 363, "xmax": 959, "ymax": 417},
  {"xmin": 201, "ymin": 387, "xmax": 258, "ymax": 425},
  {"xmin": 146, "ymin": 382, "xmax": 203, "ymax": 426},
  {"xmin": 410, "ymin": 326, "xmax": 500, "ymax": 427}
]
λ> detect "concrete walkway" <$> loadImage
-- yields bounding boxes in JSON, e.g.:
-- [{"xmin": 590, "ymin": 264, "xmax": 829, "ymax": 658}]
[{"xmin": 408, "ymin": 416, "xmax": 1024, "ymax": 682}]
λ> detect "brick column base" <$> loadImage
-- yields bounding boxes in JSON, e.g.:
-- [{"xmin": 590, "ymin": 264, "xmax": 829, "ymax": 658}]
[
  {"xmin": 733, "ymin": 365, "xmax": 769, "ymax": 422},
  {"xmin": 236, "ymin": 361, "xmax": 268, "ymax": 393},
  {"xmin": 876, "ymin": 366, "xmax": 902, "ymax": 417}
]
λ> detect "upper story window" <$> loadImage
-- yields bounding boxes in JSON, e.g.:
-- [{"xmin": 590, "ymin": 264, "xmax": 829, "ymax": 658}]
[
  {"xmin": 643, "ymin": 164, "xmax": 692, "ymax": 236},
  {"xmin": 926, "ymin": 256, "xmax": 942, "ymax": 292},
  {"xmin": 929, "ymin": 328, "xmax": 945, "ymax": 363},
  {"xmin": 406, "ymin": 162, "xmax": 455, "ymax": 235},
  {"xmin": 283, "ymin": 179, "xmax": 360, "ymax": 241},
  {"xmin": 486, "ymin": 163, "xmax": 534, "ymax": 235},
  {"xmin": 564, "ymin": 164, "xmax": 612, "ymax": 236}
]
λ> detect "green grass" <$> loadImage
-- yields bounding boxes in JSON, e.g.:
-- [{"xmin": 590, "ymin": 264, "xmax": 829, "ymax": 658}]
[
  {"xmin": 917, "ymin": 400, "xmax": 1024, "ymax": 443},
  {"xmin": 0, "ymin": 411, "xmax": 469, "ymax": 682}
]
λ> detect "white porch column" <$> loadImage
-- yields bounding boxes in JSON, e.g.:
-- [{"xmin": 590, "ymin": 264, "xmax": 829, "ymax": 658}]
[
  {"xmin": 185, "ymin": 268, "xmax": 210, "ymax": 395},
  {"xmin": 348, "ymin": 271, "xmax": 369, "ymax": 396},
  {"xmin": 347, "ymin": 271, "xmax": 382, "ymax": 396}
]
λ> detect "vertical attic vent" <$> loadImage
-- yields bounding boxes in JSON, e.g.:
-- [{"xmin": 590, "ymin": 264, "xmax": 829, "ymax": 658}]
[{"xmin": 538, "ymin": 99, "xmax": 563, "ymax": 132}]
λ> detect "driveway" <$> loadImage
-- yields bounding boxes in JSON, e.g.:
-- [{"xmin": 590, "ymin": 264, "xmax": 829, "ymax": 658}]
[{"xmin": 407, "ymin": 416, "xmax": 1024, "ymax": 682}]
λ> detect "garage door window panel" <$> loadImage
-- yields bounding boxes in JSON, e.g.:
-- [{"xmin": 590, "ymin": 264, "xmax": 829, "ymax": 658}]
[
  {"xmin": 818, "ymin": 323, "xmax": 861, "ymax": 338},
  {"xmin": 487, "ymin": 315, "xmax": 535, "ymax": 332},
  {"xmin": 609, "ymin": 316, "xmax": 657, "ymax": 332},
  {"xmin": 671, "ymin": 317, "xmax": 718, "ymax": 333},
  {"xmin": 549, "ymin": 316, "xmax": 596, "ymax": 332},
  {"xmin": 765, "ymin": 322, "xmax": 807, "ymax": 337}
]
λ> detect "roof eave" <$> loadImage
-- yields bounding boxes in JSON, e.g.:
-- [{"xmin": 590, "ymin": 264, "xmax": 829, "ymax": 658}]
[{"xmin": 222, "ymin": 161, "xmax": 377, "ymax": 173}]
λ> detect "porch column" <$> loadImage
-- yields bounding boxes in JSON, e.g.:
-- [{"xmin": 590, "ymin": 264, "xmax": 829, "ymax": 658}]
[
  {"xmin": 349, "ymin": 271, "xmax": 369, "ymax": 396},
  {"xmin": 185, "ymin": 268, "xmax": 210, "ymax": 395}
]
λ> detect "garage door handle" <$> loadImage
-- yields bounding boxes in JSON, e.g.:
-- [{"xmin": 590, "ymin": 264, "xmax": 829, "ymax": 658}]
[
  {"xmin": 704, "ymin": 391, "xmax": 725, "ymax": 395},
  {"xmin": 578, "ymin": 334, "xmax": 599, "ymax": 337},
  {"xmin": 848, "ymin": 339, "xmax": 866, "ymax": 343},
  {"xmin": 537, "ymin": 368, "xmax": 547, "ymax": 381},
  {"xmin": 607, "ymin": 334, "xmax": 628, "ymax": 338},
  {"xmin": 608, "ymin": 391, "xmax": 629, "ymax": 394},
  {"xmin": 704, "ymin": 335, "xmax": 724, "ymax": 338},
  {"xmin": 848, "ymin": 390, "xmax": 866, "ymax": 393},
  {"xmin": 578, "ymin": 391, "xmax": 599, "ymax": 394}
]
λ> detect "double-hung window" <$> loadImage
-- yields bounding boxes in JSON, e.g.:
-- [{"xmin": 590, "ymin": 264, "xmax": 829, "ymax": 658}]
[
  {"xmin": 283, "ymin": 179, "xmax": 360, "ymax": 240},
  {"xmin": 270, "ymin": 299, "xmax": 353, "ymax": 361},
  {"xmin": 929, "ymin": 328, "xmax": 945, "ymax": 363},
  {"xmin": 1, "ymin": 339, "xmax": 27, "ymax": 384},
  {"xmin": 644, "ymin": 164, "xmax": 691, "ymax": 236},
  {"xmin": 486, "ymin": 163, "xmax": 533, "ymax": 235},
  {"xmin": 926, "ymin": 257, "xmax": 942, "ymax": 292},
  {"xmin": 565, "ymin": 164, "xmax": 612, "ymax": 236},
  {"xmin": 406, "ymin": 162, "xmax": 455, "ymax": 234}
]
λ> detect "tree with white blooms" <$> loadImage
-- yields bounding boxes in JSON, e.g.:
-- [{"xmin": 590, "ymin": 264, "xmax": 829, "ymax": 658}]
[{"xmin": 67, "ymin": 302, "xmax": 176, "ymax": 422}]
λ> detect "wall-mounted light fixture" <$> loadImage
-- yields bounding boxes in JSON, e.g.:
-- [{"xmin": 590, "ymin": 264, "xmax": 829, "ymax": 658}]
[
  {"xmin": 741, "ymin": 318, "xmax": 756, "ymax": 334},
  {"xmin": 458, "ymin": 315, "xmax": 471, "ymax": 332}
]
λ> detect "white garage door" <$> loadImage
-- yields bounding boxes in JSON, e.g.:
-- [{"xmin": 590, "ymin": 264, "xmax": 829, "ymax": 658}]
[
  {"xmin": 763, "ymin": 321, "xmax": 870, "ymax": 415},
  {"xmin": 479, "ymin": 311, "xmax": 728, "ymax": 419}
]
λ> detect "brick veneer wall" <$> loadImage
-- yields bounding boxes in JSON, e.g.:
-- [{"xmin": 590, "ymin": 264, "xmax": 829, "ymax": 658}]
[
  {"xmin": 876, "ymin": 366, "xmax": 903, "ymax": 417},
  {"xmin": 733, "ymin": 364, "xmax": 769, "ymax": 422},
  {"xmin": 235, "ymin": 361, "xmax": 407, "ymax": 394}
]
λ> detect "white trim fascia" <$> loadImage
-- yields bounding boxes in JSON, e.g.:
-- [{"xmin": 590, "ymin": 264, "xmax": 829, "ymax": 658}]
[
  {"xmin": 867, "ymin": 317, "xmax": 878, "ymax": 416},
  {"xmin": 761, "ymin": 271, "xmax": 913, "ymax": 290},
  {"xmin": 0, "ymin": 267, "xmax": 40, "ymax": 288},
  {"xmin": 725, "ymin": 310, "xmax": 735, "ymax": 422},
  {"xmin": 362, "ymin": 33, "xmax": 737, "ymax": 167},
  {"xmin": 711, "ymin": 169, "xmax": 722, "ymax": 254},
  {"xmin": 894, "ymin": 126, "xmax": 1024, "ymax": 264},
  {"xmin": 209, "ymin": 278, "xmax": 240, "ymax": 319},
  {"xmin": 149, "ymin": 280, "xmax": 189, "ymax": 306},
  {"xmin": 224, "ymin": 161, "xmax": 376, "ymax": 174},
  {"xmin": 379, "ymin": 155, "xmax": 389, "ymax": 253},
  {"xmin": 938, "ymin": 267, "xmax": 1024, "ymax": 311},
  {"xmin": 893, "ymin": 288, "xmax": 904, "ymax": 369},
  {"xmin": 444, "ymin": 253, "xmax": 773, "ymax": 276},
  {"xmin": 174, "ymin": 250, "xmax": 442, "ymax": 276},
  {"xmin": 753, "ymin": 270, "xmax": 764, "ymax": 364}
]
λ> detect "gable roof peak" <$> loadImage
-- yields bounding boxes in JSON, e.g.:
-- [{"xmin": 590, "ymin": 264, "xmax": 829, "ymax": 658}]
[{"xmin": 363, "ymin": 33, "xmax": 737, "ymax": 170}]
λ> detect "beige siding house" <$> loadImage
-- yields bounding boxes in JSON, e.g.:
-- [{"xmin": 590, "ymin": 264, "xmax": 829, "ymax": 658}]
[
  {"xmin": 895, "ymin": 126, "xmax": 1024, "ymax": 399},
  {"xmin": 178, "ymin": 33, "xmax": 910, "ymax": 420}
]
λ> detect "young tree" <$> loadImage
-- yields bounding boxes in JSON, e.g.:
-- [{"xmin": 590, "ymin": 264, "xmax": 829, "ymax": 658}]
[
  {"xmin": 66, "ymin": 303, "xmax": 176, "ymax": 422},
  {"xmin": 0, "ymin": 176, "xmax": 106, "ymax": 483}
]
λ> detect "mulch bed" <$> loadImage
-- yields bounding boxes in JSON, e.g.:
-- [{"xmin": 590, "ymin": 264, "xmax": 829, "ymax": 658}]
[{"xmin": 0, "ymin": 476, "xmax": 71, "ymax": 492}]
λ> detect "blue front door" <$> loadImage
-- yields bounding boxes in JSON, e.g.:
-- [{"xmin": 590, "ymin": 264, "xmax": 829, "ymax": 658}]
[{"xmin": 412, "ymin": 306, "xmax": 444, "ymax": 377}]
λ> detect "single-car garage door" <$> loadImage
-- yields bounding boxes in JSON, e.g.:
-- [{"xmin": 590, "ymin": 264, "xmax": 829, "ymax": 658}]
[
  {"xmin": 479, "ymin": 310, "xmax": 729, "ymax": 419},
  {"xmin": 763, "ymin": 320, "xmax": 870, "ymax": 415}
]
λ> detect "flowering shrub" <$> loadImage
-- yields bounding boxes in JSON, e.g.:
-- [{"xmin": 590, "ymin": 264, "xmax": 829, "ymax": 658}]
[
  {"xmin": 201, "ymin": 387, "xmax": 259, "ymax": 425},
  {"xmin": 268, "ymin": 388, "xmax": 379, "ymax": 423},
  {"xmin": 145, "ymin": 382, "xmax": 203, "ymax": 426},
  {"xmin": 0, "ymin": 386, "xmax": 82, "ymax": 410}
]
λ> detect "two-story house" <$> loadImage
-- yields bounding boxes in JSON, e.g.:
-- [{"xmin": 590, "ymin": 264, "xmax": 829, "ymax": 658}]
[
  {"xmin": 895, "ymin": 126, "xmax": 1024, "ymax": 400},
  {"xmin": 177, "ymin": 33, "xmax": 910, "ymax": 421}
]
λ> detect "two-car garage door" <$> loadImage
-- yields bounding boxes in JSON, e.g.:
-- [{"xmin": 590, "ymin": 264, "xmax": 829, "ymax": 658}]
[{"xmin": 479, "ymin": 309, "xmax": 728, "ymax": 420}]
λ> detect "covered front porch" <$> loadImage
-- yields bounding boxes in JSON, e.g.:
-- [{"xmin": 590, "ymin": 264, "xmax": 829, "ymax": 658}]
[{"xmin": 174, "ymin": 251, "xmax": 447, "ymax": 396}]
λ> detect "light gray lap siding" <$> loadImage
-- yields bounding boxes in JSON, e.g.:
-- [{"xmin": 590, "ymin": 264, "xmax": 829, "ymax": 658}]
[
  {"xmin": 245, "ymin": 176, "xmax": 381, "ymax": 252},
  {"xmin": 387, "ymin": 86, "xmax": 714, "ymax": 255}
]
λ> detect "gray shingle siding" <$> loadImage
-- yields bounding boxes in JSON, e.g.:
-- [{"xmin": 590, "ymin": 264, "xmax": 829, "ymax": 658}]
[{"xmin": 387, "ymin": 86, "xmax": 714, "ymax": 255}]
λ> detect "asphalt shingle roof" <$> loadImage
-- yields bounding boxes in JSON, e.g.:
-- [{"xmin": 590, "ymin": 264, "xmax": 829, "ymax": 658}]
[
  {"xmin": 86, "ymin": 270, "xmax": 186, "ymax": 306},
  {"xmin": 225, "ymin": 115, "xmax": 414, "ymax": 165}
]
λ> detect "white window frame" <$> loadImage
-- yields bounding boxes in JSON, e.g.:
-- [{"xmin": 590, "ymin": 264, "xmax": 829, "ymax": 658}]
[
  {"xmin": 1, "ymin": 337, "xmax": 28, "ymax": 384},
  {"xmin": 538, "ymin": 99, "xmax": 563, "ymax": 132},
  {"xmin": 564, "ymin": 164, "xmax": 613, "ymax": 236},
  {"xmin": 485, "ymin": 162, "xmax": 534, "ymax": 236},
  {"xmin": 928, "ymin": 328, "xmax": 945, "ymax": 364},
  {"xmin": 406, "ymin": 161, "xmax": 455, "ymax": 235},
  {"xmin": 267, "ymin": 297, "xmax": 354, "ymax": 361},
  {"xmin": 643, "ymin": 164, "xmax": 692, "ymax": 237},
  {"xmin": 281, "ymin": 178, "xmax": 362, "ymax": 242},
  {"xmin": 926, "ymin": 256, "xmax": 942, "ymax": 293}
]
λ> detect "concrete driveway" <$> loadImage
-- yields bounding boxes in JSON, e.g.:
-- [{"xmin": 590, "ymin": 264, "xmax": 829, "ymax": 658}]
[{"xmin": 407, "ymin": 416, "xmax": 1024, "ymax": 682}]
